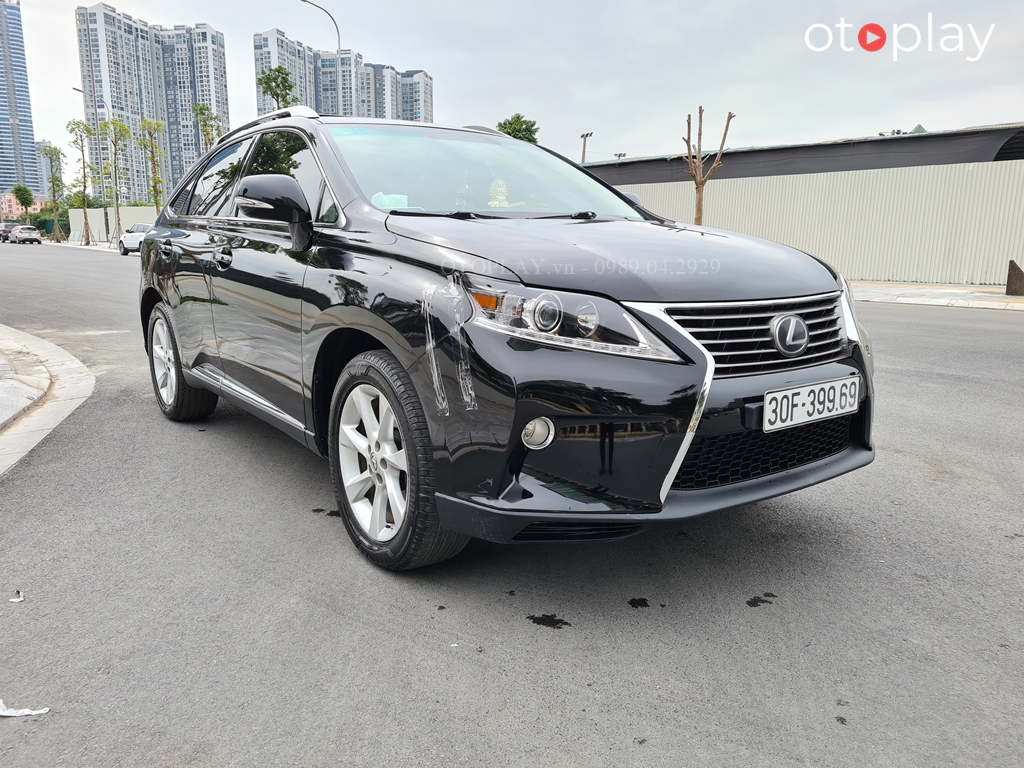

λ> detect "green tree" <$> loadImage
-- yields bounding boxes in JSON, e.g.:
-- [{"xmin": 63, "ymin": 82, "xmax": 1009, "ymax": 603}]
[
  {"xmin": 38, "ymin": 144, "xmax": 67, "ymax": 241},
  {"xmin": 67, "ymin": 119, "xmax": 95, "ymax": 245},
  {"xmin": 137, "ymin": 118, "xmax": 165, "ymax": 208},
  {"xmin": 11, "ymin": 184, "xmax": 35, "ymax": 223},
  {"xmin": 191, "ymin": 103, "xmax": 222, "ymax": 154},
  {"xmin": 496, "ymin": 113, "xmax": 539, "ymax": 144},
  {"xmin": 99, "ymin": 118, "xmax": 132, "ymax": 239},
  {"xmin": 256, "ymin": 66, "xmax": 297, "ymax": 111}
]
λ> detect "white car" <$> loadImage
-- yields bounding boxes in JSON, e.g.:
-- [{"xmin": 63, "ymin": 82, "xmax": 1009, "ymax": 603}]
[
  {"xmin": 119, "ymin": 223, "xmax": 151, "ymax": 254},
  {"xmin": 11, "ymin": 225, "xmax": 42, "ymax": 244}
]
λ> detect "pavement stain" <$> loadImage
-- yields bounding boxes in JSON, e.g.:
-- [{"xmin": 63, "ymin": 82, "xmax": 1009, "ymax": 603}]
[
  {"xmin": 628, "ymin": 598, "xmax": 650, "ymax": 609},
  {"xmin": 835, "ymin": 716, "xmax": 849, "ymax": 725},
  {"xmin": 746, "ymin": 593, "xmax": 777, "ymax": 607},
  {"xmin": 528, "ymin": 613, "xmax": 571, "ymax": 629}
]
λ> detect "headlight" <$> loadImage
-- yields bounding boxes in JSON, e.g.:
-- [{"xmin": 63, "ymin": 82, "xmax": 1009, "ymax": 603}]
[
  {"xmin": 465, "ymin": 278, "xmax": 681, "ymax": 362},
  {"xmin": 836, "ymin": 273, "xmax": 870, "ymax": 356}
]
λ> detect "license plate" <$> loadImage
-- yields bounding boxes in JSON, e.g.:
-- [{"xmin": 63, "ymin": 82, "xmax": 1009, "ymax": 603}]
[{"xmin": 763, "ymin": 377, "xmax": 860, "ymax": 433}]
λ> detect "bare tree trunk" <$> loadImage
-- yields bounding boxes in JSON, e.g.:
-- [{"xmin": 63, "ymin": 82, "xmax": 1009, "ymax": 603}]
[{"xmin": 683, "ymin": 107, "xmax": 735, "ymax": 227}]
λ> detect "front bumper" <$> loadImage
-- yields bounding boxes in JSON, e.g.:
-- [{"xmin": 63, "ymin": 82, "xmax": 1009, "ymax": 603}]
[
  {"xmin": 436, "ymin": 433, "xmax": 873, "ymax": 543},
  {"xmin": 420, "ymin": 289, "xmax": 875, "ymax": 543}
]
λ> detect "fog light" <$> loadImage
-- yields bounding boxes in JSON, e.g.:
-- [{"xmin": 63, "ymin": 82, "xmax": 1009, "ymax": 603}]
[{"xmin": 522, "ymin": 417, "xmax": 555, "ymax": 449}]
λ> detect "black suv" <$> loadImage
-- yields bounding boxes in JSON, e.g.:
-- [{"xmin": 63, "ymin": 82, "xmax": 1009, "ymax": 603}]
[{"xmin": 140, "ymin": 107, "xmax": 874, "ymax": 570}]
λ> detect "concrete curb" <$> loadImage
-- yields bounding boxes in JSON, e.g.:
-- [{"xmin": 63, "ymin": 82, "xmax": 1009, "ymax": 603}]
[
  {"xmin": 0, "ymin": 325, "xmax": 95, "ymax": 477},
  {"xmin": 851, "ymin": 282, "xmax": 1024, "ymax": 311},
  {"xmin": 0, "ymin": 346, "xmax": 51, "ymax": 431}
]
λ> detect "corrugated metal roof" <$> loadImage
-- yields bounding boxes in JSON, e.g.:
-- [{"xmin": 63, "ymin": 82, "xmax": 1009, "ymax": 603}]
[{"xmin": 585, "ymin": 122, "xmax": 1024, "ymax": 167}]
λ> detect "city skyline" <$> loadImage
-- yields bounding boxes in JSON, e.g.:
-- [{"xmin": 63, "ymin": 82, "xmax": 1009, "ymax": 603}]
[
  {"xmin": 75, "ymin": 3, "xmax": 229, "ymax": 202},
  {"xmin": 253, "ymin": 27, "xmax": 432, "ymax": 123},
  {"xmin": 16, "ymin": 1, "xmax": 1024, "ymax": 183}
]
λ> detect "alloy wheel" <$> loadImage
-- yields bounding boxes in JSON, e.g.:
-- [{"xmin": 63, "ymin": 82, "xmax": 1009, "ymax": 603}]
[
  {"xmin": 151, "ymin": 316, "xmax": 178, "ymax": 406},
  {"xmin": 338, "ymin": 383, "xmax": 409, "ymax": 542}
]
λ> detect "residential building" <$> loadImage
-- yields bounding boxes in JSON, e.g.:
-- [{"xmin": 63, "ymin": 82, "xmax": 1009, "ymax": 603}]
[
  {"xmin": 0, "ymin": 0, "xmax": 44, "ymax": 194},
  {"xmin": 400, "ymin": 70, "xmax": 433, "ymax": 123},
  {"xmin": 359, "ymin": 63, "xmax": 400, "ymax": 120},
  {"xmin": 253, "ymin": 29, "xmax": 316, "ymax": 114},
  {"xmin": 252, "ymin": 27, "xmax": 432, "ymax": 123},
  {"xmin": 0, "ymin": 190, "xmax": 45, "ymax": 217},
  {"xmin": 74, "ymin": 4, "xmax": 229, "ymax": 203}
]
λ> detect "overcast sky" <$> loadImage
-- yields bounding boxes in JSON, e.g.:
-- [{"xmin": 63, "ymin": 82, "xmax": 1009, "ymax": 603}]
[{"xmin": 20, "ymin": 0, "xmax": 1024, "ymax": 164}]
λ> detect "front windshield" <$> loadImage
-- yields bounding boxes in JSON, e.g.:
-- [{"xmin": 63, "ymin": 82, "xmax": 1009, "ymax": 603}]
[{"xmin": 327, "ymin": 124, "xmax": 638, "ymax": 218}]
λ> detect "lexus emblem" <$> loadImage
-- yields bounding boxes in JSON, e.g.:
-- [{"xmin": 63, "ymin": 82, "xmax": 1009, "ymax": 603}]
[{"xmin": 771, "ymin": 314, "xmax": 809, "ymax": 357}]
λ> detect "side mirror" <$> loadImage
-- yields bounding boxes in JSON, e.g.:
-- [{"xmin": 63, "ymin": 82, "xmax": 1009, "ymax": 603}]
[
  {"xmin": 236, "ymin": 174, "xmax": 312, "ymax": 224},
  {"xmin": 236, "ymin": 174, "xmax": 314, "ymax": 252},
  {"xmin": 622, "ymin": 192, "xmax": 643, "ymax": 207}
]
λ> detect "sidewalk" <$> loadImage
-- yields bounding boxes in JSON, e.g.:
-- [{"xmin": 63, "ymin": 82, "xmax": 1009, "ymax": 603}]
[
  {"xmin": 851, "ymin": 281, "xmax": 1024, "ymax": 311},
  {"xmin": 0, "ymin": 326, "xmax": 95, "ymax": 476}
]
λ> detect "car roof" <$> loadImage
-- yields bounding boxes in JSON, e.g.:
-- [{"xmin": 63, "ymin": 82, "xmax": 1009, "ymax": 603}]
[{"xmin": 214, "ymin": 106, "xmax": 501, "ymax": 149}]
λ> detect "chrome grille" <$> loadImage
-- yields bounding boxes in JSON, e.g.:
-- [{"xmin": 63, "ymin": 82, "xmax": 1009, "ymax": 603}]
[{"xmin": 665, "ymin": 292, "xmax": 846, "ymax": 378}]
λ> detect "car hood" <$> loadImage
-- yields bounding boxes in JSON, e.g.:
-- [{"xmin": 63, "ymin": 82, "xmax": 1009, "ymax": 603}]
[{"xmin": 386, "ymin": 216, "xmax": 838, "ymax": 302}]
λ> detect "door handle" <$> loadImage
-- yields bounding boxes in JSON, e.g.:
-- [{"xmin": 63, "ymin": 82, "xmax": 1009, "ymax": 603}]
[{"xmin": 213, "ymin": 246, "xmax": 233, "ymax": 269}]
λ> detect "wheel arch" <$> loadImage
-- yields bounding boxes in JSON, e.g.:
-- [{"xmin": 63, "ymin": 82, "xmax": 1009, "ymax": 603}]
[
  {"xmin": 309, "ymin": 327, "xmax": 391, "ymax": 455},
  {"xmin": 140, "ymin": 286, "xmax": 163, "ymax": 351}
]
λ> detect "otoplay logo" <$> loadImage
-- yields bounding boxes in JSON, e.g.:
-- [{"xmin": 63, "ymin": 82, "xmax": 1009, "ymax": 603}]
[{"xmin": 805, "ymin": 15, "xmax": 995, "ymax": 61}]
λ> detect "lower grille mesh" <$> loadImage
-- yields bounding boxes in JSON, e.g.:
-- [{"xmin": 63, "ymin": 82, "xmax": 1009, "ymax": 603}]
[
  {"xmin": 673, "ymin": 415, "xmax": 854, "ymax": 490},
  {"xmin": 513, "ymin": 522, "xmax": 642, "ymax": 542}
]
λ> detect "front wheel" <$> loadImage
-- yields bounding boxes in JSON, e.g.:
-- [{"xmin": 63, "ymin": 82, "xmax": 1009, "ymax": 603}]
[
  {"xmin": 119, "ymin": 240, "xmax": 128, "ymax": 255},
  {"xmin": 329, "ymin": 350, "xmax": 469, "ymax": 570},
  {"xmin": 147, "ymin": 303, "xmax": 218, "ymax": 421}
]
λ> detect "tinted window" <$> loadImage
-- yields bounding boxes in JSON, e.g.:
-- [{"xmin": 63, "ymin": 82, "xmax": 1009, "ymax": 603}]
[
  {"xmin": 169, "ymin": 179, "xmax": 195, "ymax": 216},
  {"xmin": 244, "ymin": 131, "xmax": 324, "ymax": 215},
  {"xmin": 317, "ymin": 190, "xmax": 339, "ymax": 224},
  {"xmin": 189, "ymin": 139, "xmax": 254, "ymax": 217}
]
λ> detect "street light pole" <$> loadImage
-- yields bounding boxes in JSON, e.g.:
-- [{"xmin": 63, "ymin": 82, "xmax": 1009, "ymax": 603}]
[
  {"xmin": 299, "ymin": 0, "xmax": 341, "ymax": 115},
  {"xmin": 580, "ymin": 132, "xmax": 593, "ymax": 165}
]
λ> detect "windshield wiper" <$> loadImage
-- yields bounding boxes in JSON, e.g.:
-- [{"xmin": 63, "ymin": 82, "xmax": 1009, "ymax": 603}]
[
  {"xmin": 531, "ymin": 211, "xmax": 598, "ymax": 220},
  {"xmin": 388, "ymin": 210, "xmax": 503, "ymax": 219}
]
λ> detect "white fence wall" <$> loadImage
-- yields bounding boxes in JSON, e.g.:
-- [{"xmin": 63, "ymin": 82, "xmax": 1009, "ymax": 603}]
[
  {"xmin": 68, "ymin": 207, "xmax": 159, "ymax": 244},
  {"xmin": 617, "ymin": 159, "xmax": 1024, "ymax": 284}
]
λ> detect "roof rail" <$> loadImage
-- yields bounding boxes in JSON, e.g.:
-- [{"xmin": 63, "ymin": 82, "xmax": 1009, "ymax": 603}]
[
  {"xmin": 463, "ymin": 125, "xmax": 504, "ymax": 136},
  {"xmin": 215, "ymin": 106, "xmax": 321, "ymax": 147}
]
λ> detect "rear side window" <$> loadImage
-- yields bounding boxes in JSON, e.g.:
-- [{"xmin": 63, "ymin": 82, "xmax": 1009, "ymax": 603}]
[
  {"xmin": 169, "ymin": 180, "xmax": 195, "ymax": 217},
  {"xmin": 243, "ymin": 131, "xmax": 324, "ymax": 216},
  {"xmin": 188, "ymin": 138, "xmax": 254, "ymax": 217}
]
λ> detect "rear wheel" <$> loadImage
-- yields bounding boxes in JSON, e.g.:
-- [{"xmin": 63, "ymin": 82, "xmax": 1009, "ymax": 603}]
[
  {"xmin": 147, "ymin": 303, "xmax": 218, "ymax": 421},
  {"xmin": 329, "ymin": 350, "xmax": 469, "ymax": 570}
]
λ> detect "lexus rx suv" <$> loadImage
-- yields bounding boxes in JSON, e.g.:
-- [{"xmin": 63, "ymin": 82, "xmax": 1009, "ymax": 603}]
[{"xmin": 139, "ymin": 106, "xmax": 874, "ymax": 570}]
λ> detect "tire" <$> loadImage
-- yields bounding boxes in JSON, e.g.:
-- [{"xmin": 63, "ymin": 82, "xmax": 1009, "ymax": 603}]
[
  {"xmin": 119, "ymin": 240, "xmax": 128, "ymax": 255},
  {"xmin": 329, "ymin": 350, "xmax": 469, "ymax": 570},
  {"xmin": 147, "ymin": 303, "xmax": 218, "ymax": 421}
]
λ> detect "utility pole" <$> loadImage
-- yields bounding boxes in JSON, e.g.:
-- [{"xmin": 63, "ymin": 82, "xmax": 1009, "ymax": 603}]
[
  {"xmin": 300, "ymin": 0, "xmax": 341, "ymax": 114},
  {"xmin": 580, "ymin": 132, "xmax": 593, "ymax": 165}
]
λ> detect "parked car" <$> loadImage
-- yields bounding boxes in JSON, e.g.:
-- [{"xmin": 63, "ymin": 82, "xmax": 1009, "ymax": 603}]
[
  {"xmin": 0, "ymin": 222, "xmax": 19, "ymax": 242},
  {"xmin": 119, "ymin": 223, "xmax": 151, "ymax": 254},
  {"xmin": 11, "ymin": 225, "xmax": 42, "ymax": 244},
  {"xmin": 139, "ymin": 107, "xmax": 874, "ymax": 570}
]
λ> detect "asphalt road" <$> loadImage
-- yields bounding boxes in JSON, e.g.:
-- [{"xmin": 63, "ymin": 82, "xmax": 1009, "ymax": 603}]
[{"xmin": 1, "ymin": 243, "xmax": 1022, "ymax": 767}]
